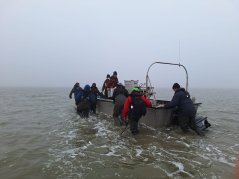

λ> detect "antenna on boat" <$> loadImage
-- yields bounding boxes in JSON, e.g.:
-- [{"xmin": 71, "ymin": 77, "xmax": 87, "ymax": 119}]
[{"xmin": 179, "ymin": 40, "xmax": 181, "ymax": 63}]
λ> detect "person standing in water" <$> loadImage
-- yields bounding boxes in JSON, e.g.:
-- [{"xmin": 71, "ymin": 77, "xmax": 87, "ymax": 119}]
[
  {"xmin": 69, "ymin": 82, "xmax": 83, "ymax": 105},
  {"xmin": 160, "ymin": 83, "xmax": 204, "ymax": 136},
  {"xmin": 112, "ymin": 83, "xmax": 129, "ymax": 125},
  {"xmin": 122, "ymin": 87, "xmax": 152, "ymax": 135}
]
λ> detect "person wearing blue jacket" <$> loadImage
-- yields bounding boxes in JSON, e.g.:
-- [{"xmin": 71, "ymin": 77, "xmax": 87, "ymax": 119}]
[
  {"xmin": 76, "ymin": 84, "xmax": 91, "ymax": 117},
  {"xmin": 162, "ymin": 83, "xmax": 204, "ymax": 136},
  {"xmin": 69, "ymin": 82, "xmax": 83, "ymax": 105}
]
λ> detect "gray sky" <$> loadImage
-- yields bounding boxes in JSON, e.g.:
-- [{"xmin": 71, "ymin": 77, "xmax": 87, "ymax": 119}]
[{"xmin": 0, "ymin": 0, "xmax": 239, "ymax": 89}]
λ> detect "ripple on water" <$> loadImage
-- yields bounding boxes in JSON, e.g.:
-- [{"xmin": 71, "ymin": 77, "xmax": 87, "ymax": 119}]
[{"xmin": 41, "ymin": 111, "xmax": 237, "ymax": 178}]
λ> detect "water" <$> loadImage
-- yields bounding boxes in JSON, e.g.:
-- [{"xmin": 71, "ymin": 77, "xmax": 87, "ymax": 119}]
[{"xmin": 0, "ymin": 87, "xmax": 239, "ymax": 178}]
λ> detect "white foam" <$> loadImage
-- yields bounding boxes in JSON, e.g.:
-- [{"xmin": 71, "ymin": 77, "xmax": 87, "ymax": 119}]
[
  {"xmin": 216, "ymin": 156, "xmax": 235, "ymax": 167},
  {"xmin": 230, "ymin": 143, "xmax": 239, "ymax": 150},
  {"xmin": 80, "ymin": 146, "xmax": 87, "ymax": 150},
  {"xmin": 172, "ymin": 161, "xmax": 184, "ymax": 171},
  {"xmin": 62, "ymin": 148, "xmax": 79, "ymax": 155},
  {"xmin": 81, "ymin": 141, "xmax": 92, "ymax": 150},
  {"xmin": 160, "ymin": 148, "xmax": 178, "ymax": 157},
  {"xmin": 93, "ymin": 121, "xmax": 112, "ymax": 137},
  {"xmin": 99, "ymin": 144, "xmax": 108, "ymax": 148},
  {"xmin": 176, "ymin": 140, "xmax": 191, "ymax": 148},
  {"xmin": 168, "ymin": 161, "xmax": 194, "ymax": 178},
  {"xmin": 115, "ymin": 172, "xmax": 120, "ymax": 177},
  {"xmin": 101, "ymin": 145, "xmax": 121, "ymax": 157},
  {"xmin": 206, "ymin": 147, "xmax": 211, "ymax": 152},
  {"xmin": 135, "ymin": 148, "xmax": 143, "ymax": 157}
]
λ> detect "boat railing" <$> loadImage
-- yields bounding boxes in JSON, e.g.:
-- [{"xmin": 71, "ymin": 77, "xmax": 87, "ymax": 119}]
[{"xmin": 145, "ymin": 61, "xmax": 189, "ymax": 99}]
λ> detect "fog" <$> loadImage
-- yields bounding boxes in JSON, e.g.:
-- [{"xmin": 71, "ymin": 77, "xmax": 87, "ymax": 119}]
[{"xmin": 0, "ymin": 0, "xmax": 239, "ymax": 89}]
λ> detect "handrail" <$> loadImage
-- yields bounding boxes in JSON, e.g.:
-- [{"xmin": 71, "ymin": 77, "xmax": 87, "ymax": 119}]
[{"xmin": 146, "ymin": 62, "xmax": 189, "ymax": 94}]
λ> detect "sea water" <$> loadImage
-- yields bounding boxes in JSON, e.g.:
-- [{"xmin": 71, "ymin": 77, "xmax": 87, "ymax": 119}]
[{"xmin": 0, "ymin": 87, "xmax": 238, "ymax": 178}]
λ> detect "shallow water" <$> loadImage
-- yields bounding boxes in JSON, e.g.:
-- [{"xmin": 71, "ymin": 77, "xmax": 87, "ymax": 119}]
[{"xmin": 0, "ymin": 87, "xmax": 238, "ymax": 178}]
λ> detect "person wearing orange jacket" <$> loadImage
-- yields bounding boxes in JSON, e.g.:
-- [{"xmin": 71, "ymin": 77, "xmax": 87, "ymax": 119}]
[{"xmin": 122, "ymin": 87, "xmax": 152, "ymax": 135}]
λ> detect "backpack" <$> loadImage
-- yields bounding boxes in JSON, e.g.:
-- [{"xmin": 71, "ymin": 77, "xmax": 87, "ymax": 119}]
[
  {"xmin": 129, "ymin": 95, "xmax": 147, "ymax": 118},
  {"xmin": 78, "ymin": 92, "xmax": 90, "ymax": 111}
]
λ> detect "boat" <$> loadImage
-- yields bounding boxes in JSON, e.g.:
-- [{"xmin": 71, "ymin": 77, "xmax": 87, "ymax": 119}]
[{"xmin": 97, "ymin": 61, "xmax": 210, "ymax": 130}]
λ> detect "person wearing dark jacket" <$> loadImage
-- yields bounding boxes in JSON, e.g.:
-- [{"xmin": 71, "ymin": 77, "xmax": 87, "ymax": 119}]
[
  {"xmin": 69, "ymin": 82, "xmax": 83, "ymax": 105},
  {"xmin": 76, "ymin": 84, "xmax": 91, "ymax": 117},
  {"xmin": 112, "ymin": 83, "xmax": 129, "ymax": 125},
  {"xmin": 90, "ymin": 83, "xmax": 100, "ymax": 114},
  {"xmin": 122, "ymin": 87, "xmax": 152, "ymax": 135},
  {"xmin": 161, "ymin": 83, "xmax": 204, "ymax": 136}
]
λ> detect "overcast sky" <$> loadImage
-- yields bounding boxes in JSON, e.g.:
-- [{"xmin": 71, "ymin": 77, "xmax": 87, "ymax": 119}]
[{"xmin": 0, "ymin": 0, "xmax": 239, "ymax": 89}]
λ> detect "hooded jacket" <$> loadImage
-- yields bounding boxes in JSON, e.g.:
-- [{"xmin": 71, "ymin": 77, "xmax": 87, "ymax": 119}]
[
  {"xmin": 75, "ymin": 85, "xmax": 90, "ymax": 105},
  {"xmin": 122, "ymin": 92, "xmax": 152, "ymax": 119},
  {"xmin": 69, "ymin": 83, "xmax": 83, "ymax": 100},
  {"xmin": 164, "ymin": 88, "xmax": 196, "ymax": 117},
  {"xmin": 112, "ymin": 84, "xmax": 129, "ymax": 103}
]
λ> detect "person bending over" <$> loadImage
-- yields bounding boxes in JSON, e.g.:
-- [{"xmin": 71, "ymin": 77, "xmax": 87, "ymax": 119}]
[{"xmin": 161, "ymin": 83, "xmax": 204, "ymax": 136}]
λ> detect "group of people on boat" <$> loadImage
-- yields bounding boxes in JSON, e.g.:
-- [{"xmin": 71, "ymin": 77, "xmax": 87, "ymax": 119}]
[
  {"xmin": 69, "ymin": 73, "xmax": 210, "ymax": 136},
  {"xmin": 102, "ymin": 71, "xmax": 119, "ymax": 98}
]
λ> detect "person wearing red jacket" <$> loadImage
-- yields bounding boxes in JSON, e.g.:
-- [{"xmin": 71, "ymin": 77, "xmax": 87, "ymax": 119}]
[
  {"xmin": 108, "ymin": 71, "xmax": 118, "ymax": 88},
  {"xmin": 102, "ymin": 74, "xmax": 110, "ymax": 98},
  {"xmin": 107, "ymin": 71, "xmax": 118, "ymax": 98},
  {"xmin": 122, "ymin": 87, "xmax": 152, "ymax": 135}
]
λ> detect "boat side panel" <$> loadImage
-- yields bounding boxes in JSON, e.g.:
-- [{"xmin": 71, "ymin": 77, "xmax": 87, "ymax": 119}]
[
  {"xmin": 97, "ymin": 99, "xmax": 114, "ymax": 116},
  {"xmin": 97, "ymin": 99, "xmax": 173, "ymax": 128},
  {"xmin": 140, "ymin": 108, "xmax": 173, "ymax": 128},
  {"xmin": 97, "ymin": 98, "xmax": 200, "ymax": 129}
]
